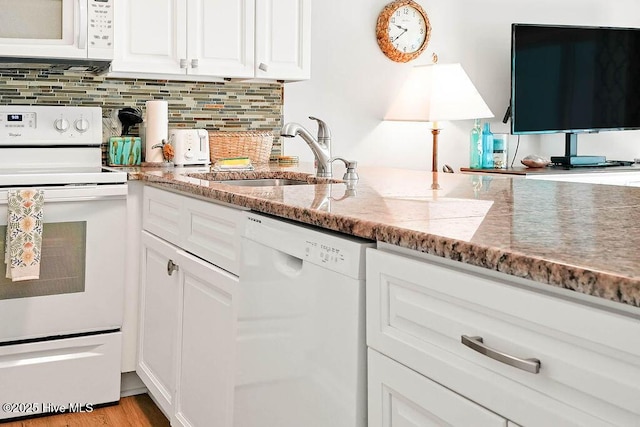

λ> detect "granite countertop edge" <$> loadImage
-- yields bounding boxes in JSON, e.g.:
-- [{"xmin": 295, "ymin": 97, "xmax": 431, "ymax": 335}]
[{"xmin": 128, "ymin": 167, "xmax": 640, "ymax": 310}]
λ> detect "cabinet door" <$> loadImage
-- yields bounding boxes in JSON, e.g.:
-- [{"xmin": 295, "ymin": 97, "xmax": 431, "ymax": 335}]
[
  {"xmin": 137, "ymin": 231, "xmax": 181, "ymax": 418},
  {"xmin": 187, "ymin": 0, "xmax": 255, "ymax": 78},
  {"xmin": 112, "ymin": 0, "xmax": 187, "ymax": 74},
  {"xmin": 173, "ymin": 249, "xmax": 238, "ymax": 427},
  {"xmin": 255, "ymin": 0, "xmax": 311, "ymax": 80},
  {"xmin": 368, "ymin": 349, "xmax": 507, "ymax": 427}
]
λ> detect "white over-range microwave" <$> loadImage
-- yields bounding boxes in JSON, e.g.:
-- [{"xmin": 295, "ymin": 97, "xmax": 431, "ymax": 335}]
[{"xmin": 0, "ymin": 0, "xmax": 113, "ymax": 72}]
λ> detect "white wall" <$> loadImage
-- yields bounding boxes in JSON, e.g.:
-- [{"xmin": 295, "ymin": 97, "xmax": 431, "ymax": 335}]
[{"xmin": 283, "ymin": 0, "xmax": 640, "ymax": 170}]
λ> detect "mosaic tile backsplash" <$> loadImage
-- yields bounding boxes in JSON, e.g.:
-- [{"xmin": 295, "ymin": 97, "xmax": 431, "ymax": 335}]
[{"xmin": 0, "ymin": 68, "xmax": 284, "ymax": 163}]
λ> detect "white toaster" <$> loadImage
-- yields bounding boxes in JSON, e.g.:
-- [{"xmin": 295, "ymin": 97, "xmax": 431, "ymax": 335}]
[{"xmin": 170, "ymin": 129, "xmax": 211, "ymax": 166}]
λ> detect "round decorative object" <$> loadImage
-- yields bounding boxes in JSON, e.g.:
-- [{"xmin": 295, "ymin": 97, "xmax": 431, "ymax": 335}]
[{"xmin": 376, "ymin": 0, "xmax": 431, "ymax": 63}]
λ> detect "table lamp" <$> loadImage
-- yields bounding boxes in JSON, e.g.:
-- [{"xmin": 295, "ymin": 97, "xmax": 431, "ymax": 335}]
[{"xmin": 385, "ymin": 62, "xmax": 494, "ymax": 179}]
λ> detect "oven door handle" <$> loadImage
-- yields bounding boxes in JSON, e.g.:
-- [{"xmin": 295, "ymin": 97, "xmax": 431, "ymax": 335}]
[{"xmin": 0, "ymin": 185, "xmax": 127, "ymax": 203}]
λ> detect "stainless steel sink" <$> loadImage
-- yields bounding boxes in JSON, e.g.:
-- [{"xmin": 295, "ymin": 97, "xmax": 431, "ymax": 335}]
[{"xmin": 218, "ymin": 178, "xmax": 310, "ymax": 187}]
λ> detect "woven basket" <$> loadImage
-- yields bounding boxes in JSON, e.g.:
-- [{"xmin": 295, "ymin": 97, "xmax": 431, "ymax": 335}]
[{"xmin": 208, "ymin": 131, "xmax": 274, "ymax": 164}]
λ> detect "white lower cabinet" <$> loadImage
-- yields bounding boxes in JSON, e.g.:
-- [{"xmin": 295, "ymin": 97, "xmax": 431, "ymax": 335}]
[
  {"xmin": 138, "ymin": 185, "xmax": 241, "ymax": 426},
  {"xmin": 368, "ymin": 348, "xmax": 507, "ymax": 427},
  {"xmin": 138, "ymin": 231, "xmax": 180, "ymax": 416},
  {"xmin": 139, "ymin": 230, "xmax": 238, "ymax": 427},
  {"xmin": 174, "ymin": 245, "xmax": 237, "ymax": 427},
  {"xmin": 367, "ymin": 246, "xmax": 640, "ymax": 427}
]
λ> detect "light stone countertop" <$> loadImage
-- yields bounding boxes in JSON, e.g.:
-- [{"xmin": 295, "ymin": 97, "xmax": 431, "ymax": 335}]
[{"xmin": 122, "ymin": 162, "xmax": 640, "ymax": 309}]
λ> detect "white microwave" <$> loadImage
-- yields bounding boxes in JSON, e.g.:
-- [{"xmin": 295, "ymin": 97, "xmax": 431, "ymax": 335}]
[{"xmin": 0, "ymin": 0, "xmax": 113, "ymax": 70}]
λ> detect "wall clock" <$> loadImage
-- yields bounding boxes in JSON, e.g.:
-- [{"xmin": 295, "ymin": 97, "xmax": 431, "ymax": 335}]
[{"xmin": 376, "ymin": 0, "xmax": 431, "ymax": 63}]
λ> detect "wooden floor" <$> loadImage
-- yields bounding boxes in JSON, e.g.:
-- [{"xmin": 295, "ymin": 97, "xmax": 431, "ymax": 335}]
[{"xmin": 1, "ymin": 394, "xmax": 170, "ymax": 427}]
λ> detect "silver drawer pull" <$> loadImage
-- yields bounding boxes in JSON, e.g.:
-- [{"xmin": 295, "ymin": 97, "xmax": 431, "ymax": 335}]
[
  {"xmin": 461, "ymin": 335, "xmax": 541, "ymax": 374},
  {"xmin": 167, "ymin": 260, "xmax": 179, "ymax": 276}
]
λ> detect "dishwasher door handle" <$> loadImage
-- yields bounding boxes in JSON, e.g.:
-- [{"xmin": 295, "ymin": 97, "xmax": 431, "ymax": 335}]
[
  {"xmin": 272, "ymin": 250, "xmax": 303, "ymax": 276},
  {"xmin": 461, "ymin": 335, "xmax": 541, "ymax": 374}
]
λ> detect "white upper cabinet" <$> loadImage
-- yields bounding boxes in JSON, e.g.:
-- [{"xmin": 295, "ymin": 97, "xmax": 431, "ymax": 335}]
[
  {"xmin": 186, "ymin": 0, "xmax": 255, "ymax": 78},
  {"xmin": 255, "ymin": 0, "xmax": 311, "ymax": 80},
  {"xmin": 112, "ymin": 0, "xmax": 186, "ymax": 75},
  {"xmin": 112, "ymin": 0, "xmax": 310, "ymax": 81}
]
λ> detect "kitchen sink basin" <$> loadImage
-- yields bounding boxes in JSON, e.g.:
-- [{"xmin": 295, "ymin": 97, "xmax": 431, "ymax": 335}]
[
  {"xmin": 218, "ymin": 178, "xmax": 311, "ymax": 187},
  {"xmin": 186, "ymin": 171, "xmax": 343, "ymax": 187}
]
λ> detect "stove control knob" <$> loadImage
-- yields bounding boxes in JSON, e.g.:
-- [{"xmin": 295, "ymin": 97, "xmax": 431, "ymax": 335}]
[
  {"xmin": 75, "ymin": 118, "xmax": 90, "ymax": 133},
  {"xmin": 54, "ymin": 118, "xmax": 70, "ymax": 132}
]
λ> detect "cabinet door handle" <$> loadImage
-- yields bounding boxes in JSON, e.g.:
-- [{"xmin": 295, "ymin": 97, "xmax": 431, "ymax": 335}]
[
  {"xmin": 180, "ymin": 59, "xmax": 188, "ymax": 69},
  {"xmin": 191, "ymin": 59, "xmax": 199, "ymax": 69},
  {"xmin": 258, "ymin": 62, "xmax": 268, "ymax": 72},
  {"xmin": 461, "ymin": 335, "xmax": 541, "ymax": 374},
  {"xmin": 167, "ymin": 260, "xmax": 179, "ymax": 276}
]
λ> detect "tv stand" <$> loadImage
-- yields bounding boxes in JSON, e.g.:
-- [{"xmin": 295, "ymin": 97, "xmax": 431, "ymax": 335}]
[
  {"xmin": 551, "ymin": 155, "xmax": 608, "ymax": 166},
  {"xmin": 550, "ymin": 133, "xmax": 606, "ymax": 166}
]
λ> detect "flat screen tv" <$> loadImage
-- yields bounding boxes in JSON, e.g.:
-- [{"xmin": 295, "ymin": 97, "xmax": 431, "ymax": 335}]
[{"xmin": 510, "ymin": 23, "xmax": 640, "ymax": 166}]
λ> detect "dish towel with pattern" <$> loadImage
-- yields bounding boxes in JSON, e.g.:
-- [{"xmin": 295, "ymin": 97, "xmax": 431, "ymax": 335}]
[{"xmin": 4, "ymin": 189, "xmax": 44, "ymax": 281}]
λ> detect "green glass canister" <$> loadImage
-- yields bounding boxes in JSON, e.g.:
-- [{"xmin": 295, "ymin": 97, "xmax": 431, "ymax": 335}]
[{"xmin": 481, "ymin": 122, "xmax": 494, "ymax": 168}]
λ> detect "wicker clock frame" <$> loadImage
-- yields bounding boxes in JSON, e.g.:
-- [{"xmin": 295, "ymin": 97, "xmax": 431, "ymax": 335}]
[{"xmin": 376, "ymin": 0, "xmax": 431, "ymax": 63}]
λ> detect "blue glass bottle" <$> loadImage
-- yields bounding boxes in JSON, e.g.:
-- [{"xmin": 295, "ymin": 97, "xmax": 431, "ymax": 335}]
[
  {"xmin": 469, "ymin": 119, "xmax": 482, "ymax": 168},
  {"xmin": 481, "ymin": 122, "xmax": 494, "ymax": 168}
]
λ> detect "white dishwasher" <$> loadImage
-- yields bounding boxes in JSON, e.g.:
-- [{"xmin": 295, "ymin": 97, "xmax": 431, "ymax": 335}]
[{"xmin": 236, "ymin": 212, "xmax": 374, "ymax": 427}]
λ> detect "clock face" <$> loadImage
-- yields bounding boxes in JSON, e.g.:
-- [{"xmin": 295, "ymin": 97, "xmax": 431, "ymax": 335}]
[
  {"xmin": 376, "ymin": 0, "xmax": 431, "ymax": 63},
  {"xmin": 387, "ymin": 5, "xmax": 427, "ymax": 54}
]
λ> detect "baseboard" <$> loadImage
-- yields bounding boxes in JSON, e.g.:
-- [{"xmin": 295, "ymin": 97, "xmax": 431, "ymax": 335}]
[{"xmin": 121, "ymin": 371, "xmax": 148, "ymax": 398}]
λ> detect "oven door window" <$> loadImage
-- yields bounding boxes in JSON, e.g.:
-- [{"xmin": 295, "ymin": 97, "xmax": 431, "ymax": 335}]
[{"xmin": 0, "ymin": 221, "xmax": 86, "ymax": 300}]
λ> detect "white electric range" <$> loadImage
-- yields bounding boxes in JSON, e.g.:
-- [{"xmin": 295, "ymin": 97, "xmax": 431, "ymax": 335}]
[{"xmin": 0, "ymin": 105, "xmax": 127, "ymax": 421}]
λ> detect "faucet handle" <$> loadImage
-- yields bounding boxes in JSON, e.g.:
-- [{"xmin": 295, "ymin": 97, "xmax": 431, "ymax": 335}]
[{"xmin": 308, "ymin": 116, "xmax": 331, "ymax": 140}]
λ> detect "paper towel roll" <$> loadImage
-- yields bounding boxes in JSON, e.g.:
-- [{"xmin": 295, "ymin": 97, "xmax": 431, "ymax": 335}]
[{"xmin": 145, "ymin": 100, "xmax": 168, "ymax": 163}]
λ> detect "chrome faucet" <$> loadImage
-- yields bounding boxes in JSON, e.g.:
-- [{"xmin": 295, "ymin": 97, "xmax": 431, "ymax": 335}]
[{"xmin": 281, "ymin": 116, "xmax": 332, "ymax": 177}]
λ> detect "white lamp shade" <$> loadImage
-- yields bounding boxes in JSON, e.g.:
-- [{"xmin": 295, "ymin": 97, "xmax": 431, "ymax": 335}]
[{"xmin": 385, "ymin": 63, "xmax": 494, "ymax": 123}]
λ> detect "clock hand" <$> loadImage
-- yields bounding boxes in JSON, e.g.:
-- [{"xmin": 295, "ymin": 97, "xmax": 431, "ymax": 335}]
[
  {"xmin": 394, "ymin": 24, "xmax": 408, "ymax": 31},
  {"xmin": 392, "ymin": 28, "xmax": 408, "ymax": 42}
]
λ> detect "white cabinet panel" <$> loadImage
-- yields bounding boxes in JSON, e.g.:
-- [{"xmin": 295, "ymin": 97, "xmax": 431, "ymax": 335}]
[
  {"xmin": 368, "ymin": 349, "xmax": 507, "ymax": 427},
  {"xmin": 367, "ymin": 247, "xmax": 640, "ymax": 426},
  {"xmin": 255, "ymin": 0, "xmax": 311, "ymax": 80},
  {"xmin": 138, "ymin": 231, "xmax": 180, "ymax": 418},
  {"xmin": 122, "ymin": 180, "xmax": 144, "ymax": 373},
  {"xmin": 182, "ymin": 194, "xmax": 243, "ymax": 275},
  {"xmin": 142, "ymin": 185, "xmax": 244, "ymax": 275},
  {"xmin": 139, "ymin": 230, "xmax": 239, "ymax": 426},
  {"xmin": 188, "ymin": 0, "xmax": 255, "ymax": 77},
  {"xmin": 140, "ymin": 185, "xmax": 241, "ymax": 425},
  {"xmin": 142, "ymin": 185, "xmax": 182, "ymax": 246},
  {"xmin": 113, "ymin": 0, "xmax": 309, "ymax": 80},
  {"xmin": 113, "ymin": 0, "xmax": 186, "ymax": 74},
  {"xmin": 173, "ymin": 249, "xmax": 238, "ymax": 427}
]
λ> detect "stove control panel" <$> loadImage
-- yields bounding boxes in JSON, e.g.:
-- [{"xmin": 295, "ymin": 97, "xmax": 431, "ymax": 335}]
[
  {"xmin": 4, "ymin": 113, "xmax": 36, "ymax": 129},
  {"xmin": 0, "ymin": 106, "xmax": 102, "ymax": 146}
]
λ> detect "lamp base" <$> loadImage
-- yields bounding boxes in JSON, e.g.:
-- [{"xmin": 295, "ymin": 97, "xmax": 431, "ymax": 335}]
[
  {"xmin": 431, "ymin": 128, "xmax": 440, "ymax": 173},
  {"xmin": 431, "ymin": 172, "xmax": 440, "ymax": 190}
]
